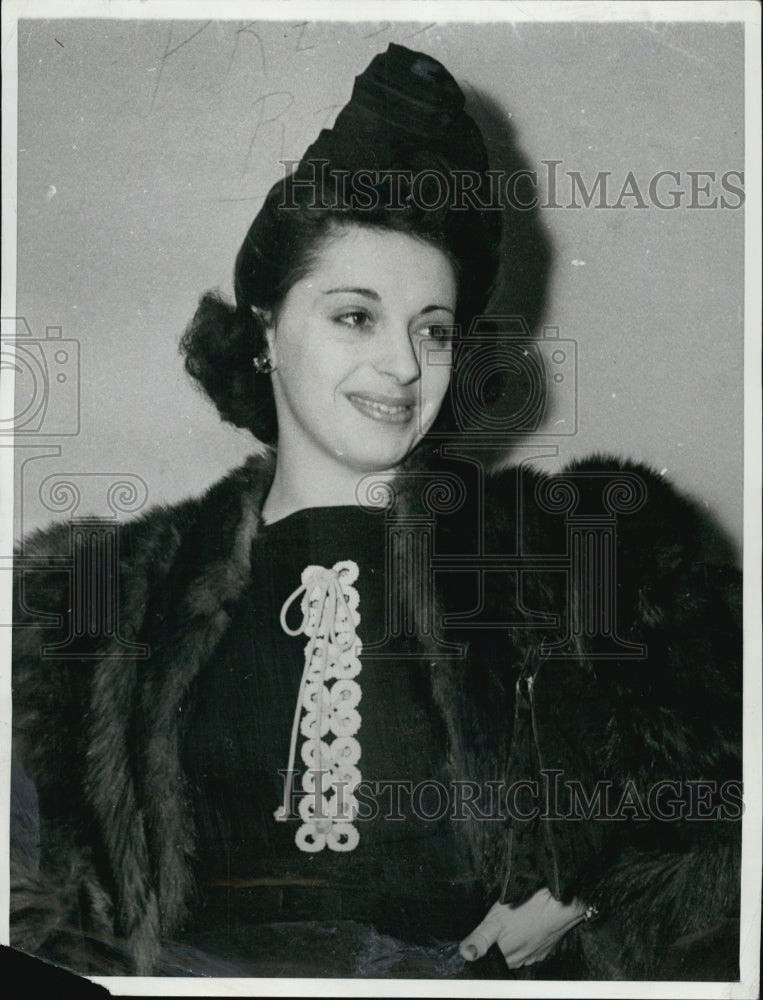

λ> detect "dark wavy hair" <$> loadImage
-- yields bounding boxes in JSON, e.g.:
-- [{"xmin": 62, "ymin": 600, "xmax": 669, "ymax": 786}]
[{"xmin": 179, "ymin": 157, "xmax": 500, "ymax": 446}]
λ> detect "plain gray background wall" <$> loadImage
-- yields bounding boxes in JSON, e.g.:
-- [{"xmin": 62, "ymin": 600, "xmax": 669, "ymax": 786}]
[{"xmin": 12, "ymin": 18, "xmax": 744, "ymax": 556}]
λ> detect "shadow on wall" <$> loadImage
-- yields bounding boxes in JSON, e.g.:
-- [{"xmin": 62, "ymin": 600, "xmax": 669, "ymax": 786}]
[
  {"xmin": 466, "ymin": 88, "xmax": 554, "ymax": 331},
  {"xmin": 465, "ymin": 90, "xmax": 740, "ymax": 569},
  {"xmin": 450, "ymin": 89, "xmax": 555, "ymax": 467}
]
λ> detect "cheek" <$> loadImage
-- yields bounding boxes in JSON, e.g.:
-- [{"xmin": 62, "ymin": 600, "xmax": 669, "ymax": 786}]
[
  {"xmin": 276, "ymin": 330, "xmax": 329, "ymax": 389},
  {"xmin": 422, "ymin": 349, "xmax": 454, "ymax": 405},
  {"xmin": 279, "ymin": 340, "xmax": 354, "ymax": 419}
]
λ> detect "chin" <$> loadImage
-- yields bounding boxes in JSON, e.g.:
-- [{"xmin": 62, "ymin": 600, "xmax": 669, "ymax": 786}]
[
  {"xmin": 342, "ymin": 437, "xmax": 417, "ymax": 475},
  {"xmin": 337, "ymin": 402, "xmax": 435, "ymax": 468}
]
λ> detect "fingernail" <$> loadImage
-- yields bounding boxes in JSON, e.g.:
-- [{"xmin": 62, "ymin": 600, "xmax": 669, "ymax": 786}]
[{"xmin": 461, "ymin": 943, "xmax": 479, "ymax": 961}]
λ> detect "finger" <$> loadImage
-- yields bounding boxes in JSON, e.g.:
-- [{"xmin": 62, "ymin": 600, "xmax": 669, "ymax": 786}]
[
  {"xmin": 459, "ymin": 930, "xmax": 492, "ymax": 962},
  {"xmin": 459, "ymin": 902, "xmax": 509, "ymax": 961}
]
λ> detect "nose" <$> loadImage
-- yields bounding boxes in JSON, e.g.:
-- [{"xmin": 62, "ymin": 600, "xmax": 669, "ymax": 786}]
[{"xmin": 375, "ymin": 324, "xmax": 421, "ymax": 385}]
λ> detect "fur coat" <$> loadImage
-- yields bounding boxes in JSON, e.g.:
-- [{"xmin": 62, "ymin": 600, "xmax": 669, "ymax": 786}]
[{"xmin": 9, "ymin": 449, "xmax": 742, "ymax": 980}]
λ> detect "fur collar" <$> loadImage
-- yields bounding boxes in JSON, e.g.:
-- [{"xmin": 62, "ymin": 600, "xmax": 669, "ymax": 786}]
[
  {"xmin": 84, "ymin": 454, "xmax": 274, "ymax": 969},
  {"xmin": 17, "ymin": 448, "xmax": 740, "ymax": 975}
]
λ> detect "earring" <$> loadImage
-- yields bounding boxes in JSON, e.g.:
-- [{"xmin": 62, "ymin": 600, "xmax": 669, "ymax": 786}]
[{"xmin": 252, "ymin": 353, "xmax": 275, "ymax": 375}]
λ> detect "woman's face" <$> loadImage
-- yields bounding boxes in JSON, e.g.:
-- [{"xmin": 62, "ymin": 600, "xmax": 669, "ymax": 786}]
[{"xmin": 265, "ymin": 224, "xmax": 456, "ymax": 478}]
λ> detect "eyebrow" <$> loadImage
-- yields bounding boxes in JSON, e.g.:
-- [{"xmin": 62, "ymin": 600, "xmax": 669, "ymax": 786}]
[
  {"xmin": 322, "ymin": 287, "xmax": 455, "ymax": 315},
  {"xmin": 322, "ymin": 286, "xmax": 380, "ymax": 300}
]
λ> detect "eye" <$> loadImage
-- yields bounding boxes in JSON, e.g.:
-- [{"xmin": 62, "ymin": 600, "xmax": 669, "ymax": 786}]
[{"xmin": 335, "ymin": 309, "xmax": 374, "ymax": 331}]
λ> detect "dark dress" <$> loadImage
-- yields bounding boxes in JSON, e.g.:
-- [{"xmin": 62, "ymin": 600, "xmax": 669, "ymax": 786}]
[{"xmin": 179, "ymin": 506, "xmax": 500, "ymax": 977}]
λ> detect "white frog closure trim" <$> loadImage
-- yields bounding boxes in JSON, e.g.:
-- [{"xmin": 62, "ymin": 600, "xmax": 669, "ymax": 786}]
[{"xmin": 275, "ymin": 560, "xmax": 362, "ymax": 852}]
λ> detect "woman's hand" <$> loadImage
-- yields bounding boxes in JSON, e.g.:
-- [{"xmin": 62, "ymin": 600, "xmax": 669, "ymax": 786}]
[{"xmin": 459, "ymin": 889, "xmax": 587, "ymax": 969}]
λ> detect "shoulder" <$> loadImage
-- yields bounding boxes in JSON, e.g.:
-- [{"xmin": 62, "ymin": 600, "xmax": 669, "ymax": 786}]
[
  {"xmin": 12, "ymin": 495, "xmax": 198, "ymax": 637},
  {"xmin": 484, "ymin": 452, "xmax": 696, "ymax": 522},
  {"xmin": 481, "ymin": 451, "xmax": 741, "ymax": 704},
  {"xmin": 488, "ymin": 456, "xmax": 740, "ymax": 788},
  {"xmin": 12, "ymin": 453, "xmax": 272, "ymax": 768},
  {"xmin": 12, "ymin": 451, "xmax": 273, "ymax": 665},
  {"xmin": 482, "ymin": 452, "xmax": 736, "ymax": 569},
  {"xmin": 15, "ymin": 451, "xmax": 273, "ymax": 575}
]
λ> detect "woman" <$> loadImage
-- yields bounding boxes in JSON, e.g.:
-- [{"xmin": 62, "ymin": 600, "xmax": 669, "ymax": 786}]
[{"xmin": 10, "ymin": 44, "xmax": 741, "ymax": 981}]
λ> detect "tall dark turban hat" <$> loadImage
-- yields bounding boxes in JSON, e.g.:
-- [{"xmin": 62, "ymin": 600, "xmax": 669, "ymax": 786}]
[
  {"xmin": 235, "ymin": 43, "xmax": 501, "ymax": 326},
  {"xmin": 300, "ymin": 43, "xmax": 496, "ymax": 194}
]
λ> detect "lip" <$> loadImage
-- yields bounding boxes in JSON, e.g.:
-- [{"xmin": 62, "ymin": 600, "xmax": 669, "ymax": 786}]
[{"xmin": 346, "ymin": 392, "xmax": 416, "ymax": 425}]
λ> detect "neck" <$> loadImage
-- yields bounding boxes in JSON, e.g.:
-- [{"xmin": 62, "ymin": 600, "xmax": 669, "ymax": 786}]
[{"xmin": 261, "ymin": 442, "xmax": 396, "ymax": 525}]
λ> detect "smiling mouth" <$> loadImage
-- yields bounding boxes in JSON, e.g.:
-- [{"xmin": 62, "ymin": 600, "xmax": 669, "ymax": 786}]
[{"xmin": 346, "ymin": 393, "xmax": 416, "ymax": 425}]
